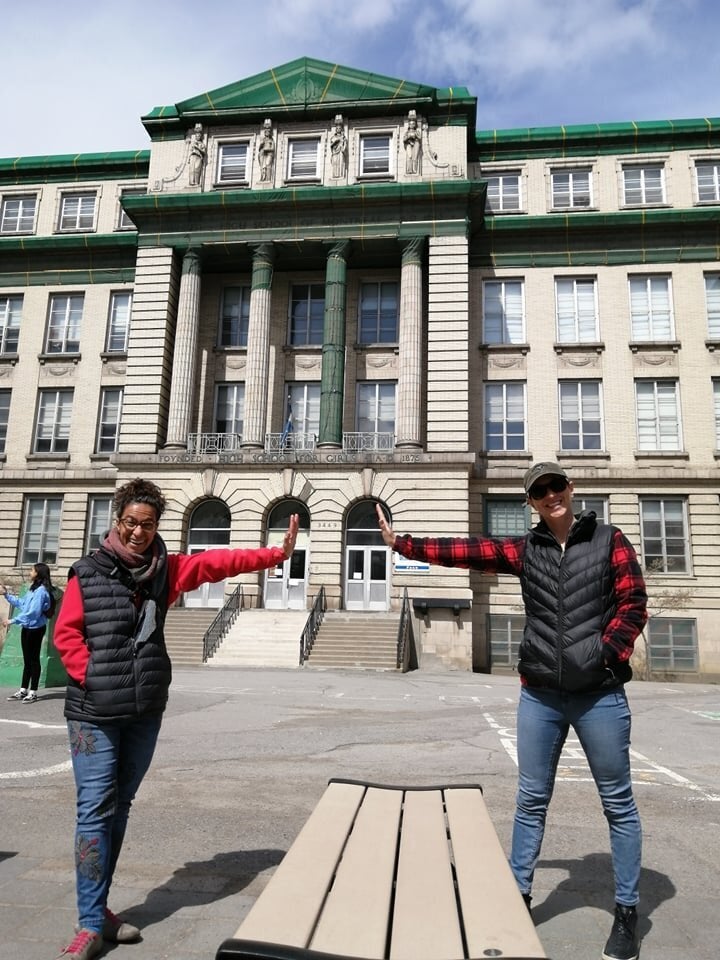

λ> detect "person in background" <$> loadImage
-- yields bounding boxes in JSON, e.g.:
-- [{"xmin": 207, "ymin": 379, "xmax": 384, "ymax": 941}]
[
  {"xmin": 52, "ymin": 478, "xmax": 298, "ymax": 960},
  {"xmin": 3, "ymin": 563, "xmax": 56, "ymax": 703},
  {"xmin": 377, "ymin": 462, "xmax": 648, "ymax": 960}
]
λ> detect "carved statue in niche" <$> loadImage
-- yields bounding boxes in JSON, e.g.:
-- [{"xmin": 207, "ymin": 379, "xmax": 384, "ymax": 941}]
[
  {"xmin": 258, "ymin": 119, "xmax": 275, "ymax": 182},
  {"xmin": 329, "ymin": 114, "xmax": 347, "ymax": 178},
  {"xmin": 403, "ymin": 110, "xmax": 422, "ymax": 175},
  {"xmin": 188, "ymin": 123, "xmax": 206, "ymax": 186}
]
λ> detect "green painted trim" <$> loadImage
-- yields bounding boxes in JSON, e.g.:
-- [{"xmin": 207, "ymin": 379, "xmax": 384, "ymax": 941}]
[
  {"xmin": 0, "ymin": 152, "xmax": 150, "ymax": 186},
  {"xmin": 0, "ymin": 267, "xmax": 136, "ymax": 287},
  {"xmin": 484, "ymin": 207, "xmax": 720, "ymax": 232},
  {"xmin": 0, "ymin": 233, "xmax": 139, "ymax": 253},
  {"xmin": 472, "ymin": 247, "xmax": 720, "ymax": 269}
]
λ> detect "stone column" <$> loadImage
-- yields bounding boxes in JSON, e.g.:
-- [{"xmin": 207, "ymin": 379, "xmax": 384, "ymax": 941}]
[
  {"xmin": 165, "ymin": 248, "xmax": 202, "ymax": 448},
  {"xmin": 242, "ymin": 243, "xmax": 275, "ymax": 449},
  {"xmin": 318, "ymin": 240, "xmax": 350, "ymax": 447},
  {"xmin": 395, "ymin": 236, "xmax": 425, "ymax": 448}
]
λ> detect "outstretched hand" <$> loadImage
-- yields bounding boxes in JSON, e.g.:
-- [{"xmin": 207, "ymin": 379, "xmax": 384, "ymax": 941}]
[
  {"xmin": 281, "ymin": 514, "xmax": 300, "ymax": 559},
  {"xmin": 376, "ymin": 504, "xmax": 396, "ymax": 548}
]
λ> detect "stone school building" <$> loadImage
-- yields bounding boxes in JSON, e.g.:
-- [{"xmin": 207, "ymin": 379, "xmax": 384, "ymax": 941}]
[{"xmin": 1, "ymin": 58, "xmax": 719, "ymax": 680}]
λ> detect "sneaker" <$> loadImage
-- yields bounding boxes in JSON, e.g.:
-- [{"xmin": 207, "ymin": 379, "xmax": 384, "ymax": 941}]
[
  {"xmin": 22, "ymin": 691, "xmax": 38, "ymax": 703},
  {"xmin": 75, "ymin": 908, "xmax": 141, "ymax": 944},
  {"xmin": 7, "ymin": 689, "xmax": 26, "ymax": 701},
  {"xmin": 602, "ymin": 904, "xmax": 639, "ymax": 960},
  {"xmin": 55, "ymin": 929, "xmax": 103, "ymax": 960}
]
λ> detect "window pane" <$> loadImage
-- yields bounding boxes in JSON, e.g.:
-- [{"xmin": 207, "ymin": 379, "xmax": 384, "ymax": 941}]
[
  {"xmin": 290, "ymin": 284, "xmax": 324, "ymax": 346},
  {"xmin": 1, "ymin": 195, "xmax": 36, "ymax": 233},
  {"xmin": 0, "ymin": 389, "xmax": 9, "ymax": 454},
  {"xmin": 488, "ymin": 614, "xmax": 525, "ymax": 667},
  {"xmin": 47, "ymin": 294, "xmax": 83, "ymax": 353},
  {"xmin": 361, "ymin": 136, "xmax": 390, "ymax": 175},
  {"xmin": 97, "ymin": 388, "xmax": 123, "ymax": 453},
  {"xmin": 86, "ymin": 496, "xmax": 112, "ymax": 552},
  {"xmin": 21, "ymin": 497, "xmax": 62, "ymax": 565},
  {"xmin": 0, "ymin": 295, "xmax": 22, "ymax": 353},
  {"xmin": 484, "ymin": 280, "xmax": 524, "ymax": 343},
  {"xmin": 288, "ymin": 139, "xmax": 319, "ymax": 179},
  {"xmin": 215, "ymin": 384, "xmax": 245, "ymax": 436},
  {"xmin": 107, "ymin": 292, "xmax": 131, "ymax": 351},
  {"xmin": 486, "ymin": 499, "xmax": 528, "ymax": 536},
  {"xmin": 218, "ymin": 144, "xmax": 248, "ymax": 181},
  {"xmin": 220, "ymin": 286, "xmax": 251, "ymax": 347},
  {"xmin": 705, "ymin": 274, "xmax": 720, "ymax": 338},
  {"xmin": 359, "ymin": 281, "xmax": 398, "ymax": 343}
]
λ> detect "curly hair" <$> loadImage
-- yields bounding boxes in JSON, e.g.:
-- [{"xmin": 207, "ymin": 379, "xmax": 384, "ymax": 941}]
[{"xmin": 113, "ymin": 478, "xmax": 167, "ymax": 521}]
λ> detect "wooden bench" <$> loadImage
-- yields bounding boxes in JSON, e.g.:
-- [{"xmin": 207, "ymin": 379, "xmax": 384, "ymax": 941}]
[{"xmin": 216, "ymin": 779, "xmax": 548, "ymax": 960}]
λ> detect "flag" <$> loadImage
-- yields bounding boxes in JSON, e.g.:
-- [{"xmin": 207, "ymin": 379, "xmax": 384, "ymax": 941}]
[{"xmin": 280, "ymin": 397, "xmax": 293, "ymax": 447}]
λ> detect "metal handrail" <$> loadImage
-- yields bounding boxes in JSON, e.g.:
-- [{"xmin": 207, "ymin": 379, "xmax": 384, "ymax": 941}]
[
  {"xmin": 202, "ymin": 584, "xmax": 244, "ymax": 661},
  {"xmin": 396, "ymin": 587, "xmax": 413, "ymax": 671},
  {"xmin": 299, "ymin": 585, "xmax": 326, "ymax": 665}
]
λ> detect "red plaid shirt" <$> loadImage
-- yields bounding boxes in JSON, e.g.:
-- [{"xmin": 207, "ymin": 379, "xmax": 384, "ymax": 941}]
[{"xmin": 394, "ymin": 524, "xmax": 647, "ymax": 663}]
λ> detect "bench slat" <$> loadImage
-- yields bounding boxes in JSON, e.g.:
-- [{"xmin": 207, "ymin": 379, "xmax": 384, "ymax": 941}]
[
  {"xmin": 234, "ymin": 781, "xmax": 365, "ymax": 947},
  {"xmin": 389, "ymin": 790, "xmax": 464, "ymax": 960},
  {"xmin": 310, "ymin": 786, "xmax": 403, "ymax": 957},
  {"xmin": 445, "ymin": 788, "xmax": 547, "ymax": 959}
]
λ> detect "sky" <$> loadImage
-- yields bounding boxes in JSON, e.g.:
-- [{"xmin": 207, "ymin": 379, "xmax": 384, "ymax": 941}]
[{"xmin": 4, "ymin": 0, "xmax": 719, "ymax": 158}]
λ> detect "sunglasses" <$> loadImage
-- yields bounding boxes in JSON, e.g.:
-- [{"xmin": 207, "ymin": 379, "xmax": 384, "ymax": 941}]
[{"xmin": 528, "ymin": 477, "xmax": 569, "ymax": 500}]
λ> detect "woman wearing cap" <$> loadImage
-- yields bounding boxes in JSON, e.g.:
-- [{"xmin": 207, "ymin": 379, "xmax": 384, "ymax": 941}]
[{"xmin": 377, "ymin": 462, "xmax": 647, "ymax": 960}]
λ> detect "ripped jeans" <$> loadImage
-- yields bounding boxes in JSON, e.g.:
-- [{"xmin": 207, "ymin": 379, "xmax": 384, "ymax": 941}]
[{"xmin": 67, "ymin": 714, "xmax": 163, "ymax": 933}]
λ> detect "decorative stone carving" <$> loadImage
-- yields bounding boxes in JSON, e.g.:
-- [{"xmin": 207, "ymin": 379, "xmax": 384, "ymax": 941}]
[
  {"xmin": 403, "ymin": 110, "xmax": 422, "ymax": 175},
  {"xmin": 329, "ymin": 115, "xmax": 347, "ymax": 179},
  {"xmin": 188, "ymin": 123, "xmax": 207, "ymax": 186},
  {"xmin": 258, "ymin": 119, "xmax": 275, "ymax": 183}
]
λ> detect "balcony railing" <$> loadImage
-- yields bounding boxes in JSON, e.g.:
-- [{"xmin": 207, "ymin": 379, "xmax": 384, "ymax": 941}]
[
  {"xmin": 342, "ymin": 431, "xmax": 395, "ymax": 452},
  {"xmin": 187, "ymin": 432, "xmax": 242, "ymax": 454},
  {"xmin": 265, "ymin": 432, "xmax": 317, "ymax": 453}
]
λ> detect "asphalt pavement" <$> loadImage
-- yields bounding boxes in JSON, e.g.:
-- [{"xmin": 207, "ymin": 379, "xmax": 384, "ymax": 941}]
[{"xmin": 1, "ymin": 666, "xmax": 718, "ymax": 960}]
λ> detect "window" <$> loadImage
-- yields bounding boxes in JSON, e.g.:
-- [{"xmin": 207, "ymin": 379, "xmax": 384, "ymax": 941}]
[
  {"xmin": 622, "ymin": 164, "xmax": 665, "ymax": 205},
  {"xmin": 574, "ymin": 496, "xmax": 609, "ymax": 523},
  {"xmin": 356, "ymin": 382, "xmax": 396, "ymax": 437},
  {"xmin": 714, "ymin": 380, "xmax": 720, "ymax": 448},
  {"xmin": 359, "ymin": 281, "xmax": 399, "ymax": 343},
  {"xmin": 484, "ymin": 382, "xmax": 526, "ymax": 451},
  {"xmin": 85, "ymin": 496, "xmax": 113, "ymax": 553},
  {"xmin": 1, "ymin": 194, "xmax": 36, "ymax": 233},
  {"xmin": 705, "ymin": 274, "xmax": 720, "ymax": 338},
  {"xmin": 20, "ymin": 497, "xmax": 62, "ymax": 564},
  {"xmin": 35, "ymin": 389, "xmax": 73, "ymax": 453},
  {"xmin": 555, "ymin": 277, "xmax": 598, "ymax": 343},
  {"xmin": 485, "ymin": 498, "xmax": 529, "ymax": 536},
  {"xmin": 629, "ymin": 276, "xmax": 673, "ymax": 340},
  {"xmin": 0, "ymin": 389, "xmax": 9, "ymax": 454},
  {"xmin": 559, "ymin": 381, "xmax": 603, "ymax": 451},
  {"xmin": 483, "ymin": 280, "xmax": 525, "ymax": 344},
  {"xmin": 220, "ymin": 286, "xmax": 251, "ymax": 347},
  {"xmin": 695, "ymin": 161, "xmax": 720, "ymax": 203},
  {"xmin": 551, "ymin": 168, "xmax": 591, "ymax": 208},
  {"xmin": 485, "ymin": 172, "xmax": 521, "ymax": 212},
  {"xmin": 488, "ymin": 614, "xmax": 524, "ymax": 667},
  {"xmin": 59, "ymin": 192, "xmax": 96, "ymax": 231},
  {"xmin": 640, "ymin": 498, "xmax": 689, "ymax": 573},
  {"xmin": 117, "ymin": 188, "xmax": 144, "ymax": 229},
  {"xmin": 635, "ymin": 380, "xmax": 682, "ymax": 451},
  {"xmin": 46, "ymin": 294, "xmax": 83, "ymax": 353},
  {"xmin": 289, "ymin": 284, "xmax": 324, "ymax": 346},
  {"xmin": 359, "ymin": 134, "xmax": 391, "ymax": 177},
  {"xmin": 217, "ymin": 143, "xmax": 249, "ymax": 183},
  {"xmin": 106, "ymin": 292, "xmax": 131, "ymax": 352},
  {"xmin": 215, "ymin": 383, "xmax": 245, "ymax": 438},
  {"xmin": 96, "ymin": 387, "xmax": 123, "ymax": 453},
  {"xmin": 286, "ymin": 382, "xmax": 320, "ymax": 442},
  {"xmin": 647, "ymin": 619, "xmax": 697, "ymax": 672},
  {"xmin": 287, "ymin": 138, "xmax": 320, "ymax": 180},
  {"xmin": 0, "ymin": 294, "xmax": 22, "ymax": 353}
]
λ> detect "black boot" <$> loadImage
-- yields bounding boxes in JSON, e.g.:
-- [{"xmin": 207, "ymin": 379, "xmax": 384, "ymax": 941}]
[{"xmin": 602, "ymin": 904, "xmax": 639, "ymax": 960}]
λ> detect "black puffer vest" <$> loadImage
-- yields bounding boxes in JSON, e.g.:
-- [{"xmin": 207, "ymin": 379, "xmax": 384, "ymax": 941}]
[
  {"xmin": 64, "ymin": 540, "xmax": 171, "ymax": 723},
  {"xmin": 517, "ymin": 512, "xmax": 631, "ymax": 693}
]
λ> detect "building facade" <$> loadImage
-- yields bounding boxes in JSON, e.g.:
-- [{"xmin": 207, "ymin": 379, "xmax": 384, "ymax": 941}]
[{"xmin": 1, "ymin": 58, "xmax": 718, "ymax": 680}]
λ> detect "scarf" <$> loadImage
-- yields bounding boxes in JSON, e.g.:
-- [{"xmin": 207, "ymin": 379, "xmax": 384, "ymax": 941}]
[{"xmin": 101, "ymin": 526, "xmax": 166, "ymax": 652}]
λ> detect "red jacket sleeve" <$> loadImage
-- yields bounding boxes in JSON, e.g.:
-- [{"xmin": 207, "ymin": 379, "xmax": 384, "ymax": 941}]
[
  {"xmin": 166, "ymin": 546, "xmax": 286, "ymax": 605},
  {"xmin": 52, "ymin": 576, "xmax": 91, "ymax": 684}
]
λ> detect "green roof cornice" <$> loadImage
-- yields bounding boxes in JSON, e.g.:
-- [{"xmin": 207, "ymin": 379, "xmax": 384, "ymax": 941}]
[
  {"xmin": 475, "ymin": 118, "xmax": 720, "ymax": 162},
  {"xmin": 0, "ymin": 232, "xmax": 139, "ymax": 254},
  {"xmin": 0, "ymin": 151, "xmax": 150, "ymax": 186},
  {"xmin": 142, "ymin": 57, "xmax": 476, "ymax": 139}
]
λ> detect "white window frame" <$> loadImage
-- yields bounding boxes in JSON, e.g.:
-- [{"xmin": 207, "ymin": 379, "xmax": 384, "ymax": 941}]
[
  {"xmin": 1, "ymin": 193, "xmax": 37, "ymax": 234},
  {"xmin": 215, "ymin": 383, "xmax": 245, "ymax": 438},
  {"xmin": 46, "ymin": 293, "xmax": 83, "ymax": 354},
  {"xmin": 217, "ymin": 142, "xmax": 249, "ymax": 184},
  {"xmin": 116, "ymin": 187, "xmax": 145, "ymax": 230},
  {"xmin": 629, "ymin": 275, "xmax": 674, "ymax": 340},
  {"xmin": 358, "ymin": 132, "xmax": 393, "ymax": 178},
  {"xmin": 358, "ymin": 280, "xmax": 399, "ymax": 344},
  {"xmin": 356, "ymin": 381, "xmax": 396, "ymax": 435},
  {"xmin": 219, "ymin": 285, "xmax": 251, "ymax": 347},
  {"xmin": 286, "ymin": 137, "xmax": 321, "ymax": 181},
  {"xmin": 484, "ymin": 171, "xmax": 522, "ymax": 212},
  {"xmin": 20, "ymin": 496, "xmax": 62, "ymax": 565},
  {"xmin": 35, "ymin": 389, "xmax": 73, "ymax": 454},
  {"xmin": 85, "ymin": 496, "xmax": 113, "ymax": 553},
  {"xmin": 622, "ymin": 163, "xmax": 666, "ymax": 206},
  {"xmin": 559, "ymin": 380, "xmax": 603, "ymax": 451},
  {"xmin": 555, "ymin": 277, "xmax": 599, "ymax": 342},
  {"xmin": 640, "ymin": 497, "xmax": 690, "ymax": 574},
  {"xmin": 106, "ymin": 291, "xmax": 132, "ymax": 352},
  {"xmin": 635, "ymin": 379, "xmax": 682, "ymax": 451},
  {"xmin": 483, "ymin": 279, "xmax": 525, "ymax": 344},
  {"xmin": 574, "ymin": 496, "xmax": 609, "ymax": 524},
  {"xmin": 286, "ymin": 381, "xmax": 321, "ymax": 437},
  {"xmin": 488, "ymin": 613, "xmax": 525, "ymax": 667},
  {"xmin": 551, "ymin": 167, "xmax": 592, "ymax": 209},
  {"xmin": 694, "ymin": 160, "xmax": 720, "ymax": 204},
  {"xmin": 58, "ymin": 191, "xmax": 97, "ymax": 231},
  {"xmin": 484, "ymin": 382, "xmax": 527, "ymax": 451},
  {"xmin": 705, "ymin": 273, "xmax": 720, "ymax": 338},
  {"xmin": 96, "ymin": 387, "xmax": 123, "ymax": 454},
  {"xmin": 714, "ymin": 380, "xmax": 720, "ymax": 449},
  {"xmin": 0, "ymin": 294, "xmax": 22, "ymax": 353},
  {"xmin": 485, "ymin": 497, "xmax": 529, "ymax": 535},
  {"xmin": 647, "ymin": 618, "xmax": 698, "ymax": 672},
  {"xmin": 0, "ymin": 388, "xmax": 10, "ymax": 455},
  {"xmin": 289, "ymin": 283, "xmax": 325, "ymax": 346}
]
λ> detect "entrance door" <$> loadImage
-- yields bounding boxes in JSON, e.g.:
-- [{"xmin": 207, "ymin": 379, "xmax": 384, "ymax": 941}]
[
  {"xmin": 345, "ymin": 545, "xmax": 389, "ymax": 611},
  {"xmin": 264, "ymin": 499, "xmax": 310, "ymax": 610},
  {"xmin": 183, "ymin": 500, "xmax": 231, "ymax": 608}
]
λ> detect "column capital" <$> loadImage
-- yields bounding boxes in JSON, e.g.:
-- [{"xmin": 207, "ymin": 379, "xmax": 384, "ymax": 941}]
[
  {"xmin": 325, "ymin": 238, "xmax": 351, "ymax": 261},
  {"xmin": 399, "ymin": 235, "xmax": 426, "ymax": 264},
  {"xmin": 181, "ymin": 247, "xmax": 203, "ymax": 272},
  {"xmin": 250, "ymin": 242, "xmax": 276, "ymax": 266}
]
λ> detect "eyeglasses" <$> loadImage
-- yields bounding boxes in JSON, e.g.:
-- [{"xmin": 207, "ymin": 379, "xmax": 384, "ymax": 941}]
[
  {"xmin": 528, "ymin": 477, "xmax": 569, "ymax": 500},
  {"xmin": 118, "ymin": 517, "xmax": 157, "ymax": 532}
]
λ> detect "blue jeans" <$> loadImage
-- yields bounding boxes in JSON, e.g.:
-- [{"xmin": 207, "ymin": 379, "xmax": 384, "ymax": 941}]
[
  {"xmin": 68, "ymin": 714, "xmax": 163, "ymax": 933},
  {"xmin": 510, "ymin": 686, "xmax": 641, "ymax": 907}
]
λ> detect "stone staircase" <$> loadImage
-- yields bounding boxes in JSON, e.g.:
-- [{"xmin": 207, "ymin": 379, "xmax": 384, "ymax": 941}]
[
  {"xmin": 304, "ymin": 611, "xmax": 399, "ymax": 670},
  {"xmin": 206, "ymin": 609, "xmax": 308, "ymax": 668},
  {"xmin": 164, "ymin": 607, "xmax": 218, "ymax": 666}
]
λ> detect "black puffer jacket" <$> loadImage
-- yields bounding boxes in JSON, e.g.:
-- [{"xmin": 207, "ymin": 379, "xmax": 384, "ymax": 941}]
[
  {"xmin": 517, "ymin": 512, "xmax": 631, "ymax": 693},
  {"xmin": 63, "ymin": 541, "xmax": 171, "ymax": 723}
]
